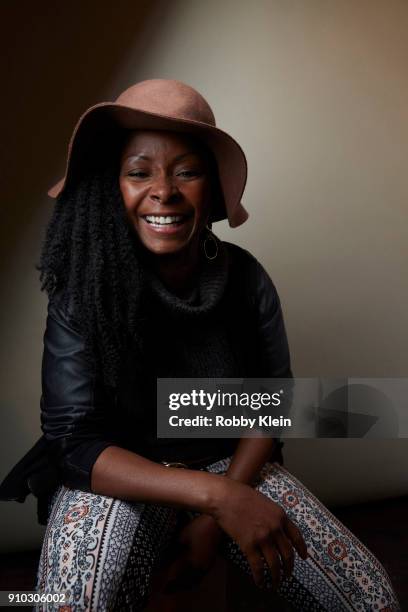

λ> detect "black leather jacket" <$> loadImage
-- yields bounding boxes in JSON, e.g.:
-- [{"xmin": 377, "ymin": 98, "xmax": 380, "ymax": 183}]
[{"xmin": 0, "ymin": 243, "xmax": 292, "ymax": 524}]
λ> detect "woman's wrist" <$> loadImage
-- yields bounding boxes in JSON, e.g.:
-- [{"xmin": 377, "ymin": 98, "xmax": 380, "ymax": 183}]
[
  {"xmin": 201, "ymin": 470, "xmax": 244, "ymax": 519},
  {"xmin": 160, "ymin": 467, "xmax": 231, "ymax": 515}
]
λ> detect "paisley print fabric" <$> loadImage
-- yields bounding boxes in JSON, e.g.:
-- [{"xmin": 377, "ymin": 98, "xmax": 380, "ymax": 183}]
[
  {"xmin": 206, "ymin": 458, "xmax": 400, "ymax": 612},
  {"xmin": 35, "ymin": 459, "xmax": 400, "ymax": 611}
]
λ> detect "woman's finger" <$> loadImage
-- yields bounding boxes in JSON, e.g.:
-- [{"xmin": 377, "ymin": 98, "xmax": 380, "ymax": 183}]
[
  {"xmin": 284, "ymin": 518, "xmax": 308, "ymax": 560},
  {"xmin": 259, "ymin": 542, "xmax": 281, "ymax": 589},
  {"xmin": 275, "ymin": 531, "xmax": 295, "ymax": 577},
  {"xmin": 245, "ymin": 547, "xmax": 266, "ymax": 587}
]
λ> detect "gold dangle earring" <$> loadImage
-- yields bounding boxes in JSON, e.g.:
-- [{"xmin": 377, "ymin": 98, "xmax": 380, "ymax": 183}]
[{"xmin": 203, "ymin": 224, "xmax": 218, "ymax": 260}]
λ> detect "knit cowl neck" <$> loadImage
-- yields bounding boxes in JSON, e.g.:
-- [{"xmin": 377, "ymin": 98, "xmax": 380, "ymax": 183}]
[{"xmin": 143, "ymin": 237, "xmax": 229, "ymax": 320}]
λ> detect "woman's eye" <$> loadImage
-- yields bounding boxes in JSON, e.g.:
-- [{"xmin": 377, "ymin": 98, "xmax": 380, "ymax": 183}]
[
  {"xmin": 126, "ymin": 169, "xmax": 203, "ymax": 179},
  {"xmin": 128, "ymin": 170, "xmax": 149, "ymax": 178},
  {"xmin": 177, "ymin": 170, "xmax": 202, "ymax": 178}
]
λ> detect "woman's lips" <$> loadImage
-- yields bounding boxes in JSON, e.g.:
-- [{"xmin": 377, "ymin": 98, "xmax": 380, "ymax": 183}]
[{"xmin": 141, "ymin": 214, "xmax": 192, "ymax": 235}]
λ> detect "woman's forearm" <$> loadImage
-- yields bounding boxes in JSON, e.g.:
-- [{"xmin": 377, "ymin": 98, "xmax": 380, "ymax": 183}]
[
  {"xmin": 225, "ymin": 437, "xmax": 277, "ymax": 485},
  {"xmin": 90, "ymin": 438, "xmax": 275, "ymax": 522},
  {"xmin": 90, "ymin": 445, "xmax": 225, "ymax": 514}
]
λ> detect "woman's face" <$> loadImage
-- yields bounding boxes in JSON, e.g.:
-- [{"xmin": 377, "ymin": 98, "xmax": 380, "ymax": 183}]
[{"xmin": 119, "ymin": 130, "xmax": 213, "ymax": 257}]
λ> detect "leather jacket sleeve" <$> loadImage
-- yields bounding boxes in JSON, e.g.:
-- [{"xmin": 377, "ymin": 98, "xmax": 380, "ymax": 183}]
[
  {"xmin": 250, "ymin": 257, "xmax": 293, "ymax": 379},
  {"xmin": 40, "ymin": 293, "xmax": 115, "ymax": 492},
  {"xmin": 249, "ymin": 255, "xmax": 294, "ymax": 456}
]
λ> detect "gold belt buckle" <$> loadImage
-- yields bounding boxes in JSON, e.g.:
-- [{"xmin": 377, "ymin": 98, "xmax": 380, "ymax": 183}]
[{"xmin": 161, "ymin": 461, "xmax": 189, "ymax": 469}]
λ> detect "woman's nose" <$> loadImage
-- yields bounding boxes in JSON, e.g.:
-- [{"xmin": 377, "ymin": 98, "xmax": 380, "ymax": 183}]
[{"xmin": 149, "ymin": 175, "xmax": 179, "ymax": 204}]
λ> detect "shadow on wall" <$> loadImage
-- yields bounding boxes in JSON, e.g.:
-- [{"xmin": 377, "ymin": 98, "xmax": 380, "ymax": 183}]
[
  {"xmin": 0, "ymin": 0, "xmax": 169, "ymax": 552},
  {"xmin": 0, "ymin": 0, "xmax": 169, "ymax": 279}
]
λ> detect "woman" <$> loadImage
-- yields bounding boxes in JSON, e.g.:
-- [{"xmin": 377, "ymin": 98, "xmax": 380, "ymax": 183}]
[{"xmin": 0, "ymin": 79, "xmax": 400, "ymax": 611}]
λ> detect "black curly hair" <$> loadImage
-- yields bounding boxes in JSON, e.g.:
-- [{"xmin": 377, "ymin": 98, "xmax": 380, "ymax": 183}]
[{"xmin": 36, "ymin": 130, "xmax": 224, "ymax": 389}]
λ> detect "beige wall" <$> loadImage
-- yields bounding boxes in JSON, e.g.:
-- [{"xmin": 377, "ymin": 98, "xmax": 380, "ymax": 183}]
[{"xmin": 1, "ymin": 0, "xmax": 407, "ymax": 551}]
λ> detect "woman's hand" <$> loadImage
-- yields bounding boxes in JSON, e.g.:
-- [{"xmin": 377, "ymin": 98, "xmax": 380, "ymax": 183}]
[
  {"xmin": 163, "ymin": 514, "xmax": 223, "ymax": 593},
  {"xmin": 211, "ymin": 478, "xmax": 308, "ymax": 589}
]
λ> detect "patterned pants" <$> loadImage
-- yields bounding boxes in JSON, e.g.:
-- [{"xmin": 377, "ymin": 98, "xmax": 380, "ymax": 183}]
[{"xmin": 35, "ymin": 457, "xmax": 400, "ymax": 612}]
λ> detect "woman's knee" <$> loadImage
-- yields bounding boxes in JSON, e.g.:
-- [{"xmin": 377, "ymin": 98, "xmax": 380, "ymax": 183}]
[
  {"xmin": 36, "ymin": 486, "xmax": 118, "ymax": 609},
  {"xmin": 36, "ymin": 486, "xmax": 179, "ymax": 611},
  {"xmin": 37, "ymin": 487, "xmax": 175, "ymax": 612}
]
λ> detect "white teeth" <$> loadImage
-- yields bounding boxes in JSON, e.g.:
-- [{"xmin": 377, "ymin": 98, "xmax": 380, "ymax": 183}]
[{"xmin": 145, "ymin": 215, "xmax": 184, "ymax": 225}]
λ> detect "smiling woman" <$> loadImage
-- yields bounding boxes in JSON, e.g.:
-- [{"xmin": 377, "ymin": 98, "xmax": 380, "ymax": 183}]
[{"xmin": 0, "ymin": 79, "xmax": 400, "ymax": 612}]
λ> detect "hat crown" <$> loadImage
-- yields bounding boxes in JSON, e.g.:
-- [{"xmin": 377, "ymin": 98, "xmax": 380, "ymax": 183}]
[{"xmin": 115, "ymin": 79, "xmax": 216, "ymax": 126}]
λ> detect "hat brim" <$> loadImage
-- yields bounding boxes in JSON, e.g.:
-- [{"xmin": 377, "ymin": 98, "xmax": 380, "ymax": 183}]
[{"xmin": 48, "ymin": 103, "xmax": 248, "ymax": 228}]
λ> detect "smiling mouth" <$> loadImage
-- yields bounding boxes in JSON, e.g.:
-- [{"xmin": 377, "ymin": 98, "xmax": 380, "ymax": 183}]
[{"xmin": 142, "ymin": 214, "xmax": 191, "ymax": 227}]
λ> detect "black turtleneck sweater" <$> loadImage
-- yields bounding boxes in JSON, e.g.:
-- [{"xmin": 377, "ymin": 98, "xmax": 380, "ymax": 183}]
[{"xmin": 114, "ymin": 239, "xmax": 287, "ymax": 465}]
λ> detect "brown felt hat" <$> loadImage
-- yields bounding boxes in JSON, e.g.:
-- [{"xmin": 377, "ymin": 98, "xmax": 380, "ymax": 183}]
[{"xmin": 48, "ymin": 78, "xmax": 248, "ymax": 228}]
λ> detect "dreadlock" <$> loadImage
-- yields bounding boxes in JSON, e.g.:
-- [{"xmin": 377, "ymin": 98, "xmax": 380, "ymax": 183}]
[{"xmin": 37, "ymin": 157, "xmax": 148, "ymax": 390}]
